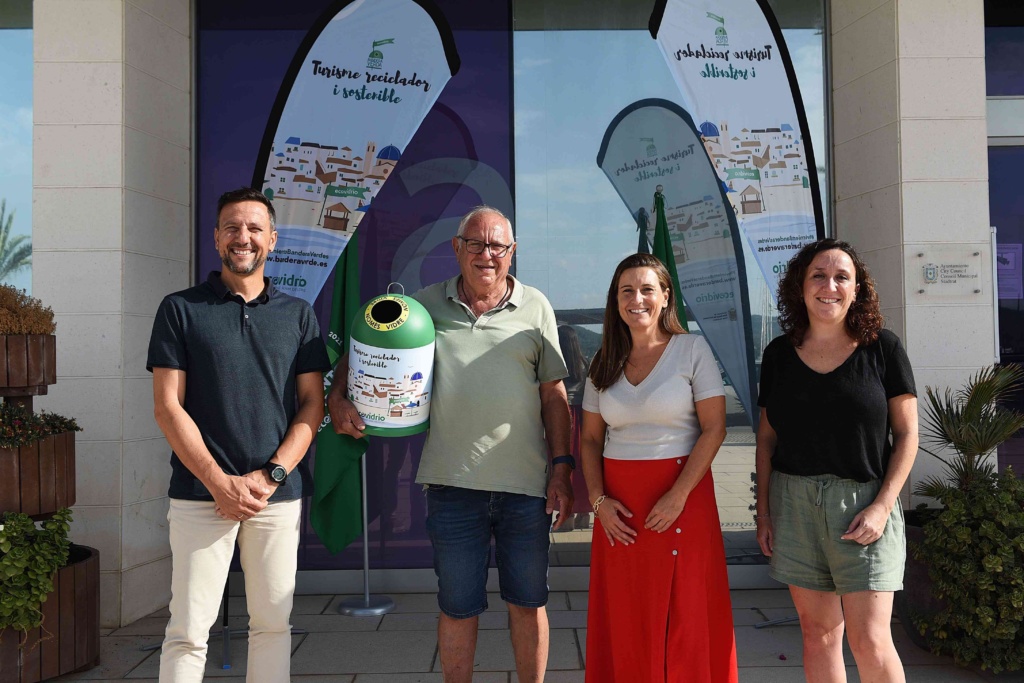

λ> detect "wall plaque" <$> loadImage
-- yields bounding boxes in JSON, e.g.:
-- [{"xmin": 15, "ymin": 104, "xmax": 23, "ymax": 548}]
[{"xmin": 905, "ymin": 245, "xmax": 985, "ymax": 304}]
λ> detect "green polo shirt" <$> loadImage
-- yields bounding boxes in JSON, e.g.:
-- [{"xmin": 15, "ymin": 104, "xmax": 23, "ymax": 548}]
[{"xmin": 413, "ymin": 276, "xmax": 568, "ymax": 497}]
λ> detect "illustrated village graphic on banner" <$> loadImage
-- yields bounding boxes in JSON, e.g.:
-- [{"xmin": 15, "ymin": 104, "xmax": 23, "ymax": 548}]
[
  {"xmin": 650, "ymin": 0, "xmax": 824, "ymax": 301},
  {"xmin": 598, "ymin": 100, "xmax": 757, "ymax": 423},
  {"xmin": 252, "ymin": 0, "xmax": 460, "ymax": 304}
]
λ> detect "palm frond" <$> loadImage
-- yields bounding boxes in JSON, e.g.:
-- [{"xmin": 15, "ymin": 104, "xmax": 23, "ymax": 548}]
[
  {"xmin": 0, "ymin": 200, "xmax": 31, "ymax": 283},
  {"xmin": 918, "ymin": 363, "xmax": 1024, "ymax": 495}
]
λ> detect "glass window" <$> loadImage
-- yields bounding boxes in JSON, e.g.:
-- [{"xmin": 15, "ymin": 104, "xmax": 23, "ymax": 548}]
[
  {"xmin": 513, "ymin": 0, "xmax": 828, "ymax": 565},
  {"xmin": 0, "ymin": 0, "xmax": 33, "ymax": 292}
]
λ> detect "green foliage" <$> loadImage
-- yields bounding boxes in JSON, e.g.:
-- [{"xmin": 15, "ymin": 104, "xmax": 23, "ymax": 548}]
[
  {"xmin": 915, "ymin": 364, "xmax": 1024, "ymax": 501},
  {"xmin": 0, "ymin": 200, "xmax": 31, "ymax": 284},
  {"xmin": 0, "ymin": 508, "xmax": 72, "ymax": 637},
  {"xmin": 912, "ymin": 469, "xmax": 1024, "ymax": 672},
  {"xmin": 911, "ymin": 364, "xmax": 1024, "ymax": 672},
  {"xmin": 0, "ymin": 402, "xmax": 81, "ymax": 449}
]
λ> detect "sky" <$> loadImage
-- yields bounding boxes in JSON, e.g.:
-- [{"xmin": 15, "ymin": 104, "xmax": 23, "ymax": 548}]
[
  {"xmin": 512, "ymin": 28, "xmax": 826, "ymax": 312},
  {"xmin": 0, "ymin": 29, "xmax": 33, "ymax": 293}
]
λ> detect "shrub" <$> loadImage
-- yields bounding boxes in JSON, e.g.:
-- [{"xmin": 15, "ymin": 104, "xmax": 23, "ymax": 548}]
[
  {"xmin": 0, "ymin": 508, "xmax": 72, "ymax": 637},
  {"xmin": 912, "ymin": 468, "xmax": 1024, "ymax": 672},
  {"xmin": 0, "ymin": 285, "xmax": 55, "ymax": 335},
  {"xmin": 0, "ymin": 402, "xmax": 81, "ymax": 449}
]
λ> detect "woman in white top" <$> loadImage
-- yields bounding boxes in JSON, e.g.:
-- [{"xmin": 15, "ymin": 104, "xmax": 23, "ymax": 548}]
[{"xmin": 581, "ymin": 253, "xmax": 738, "ymax": 683}]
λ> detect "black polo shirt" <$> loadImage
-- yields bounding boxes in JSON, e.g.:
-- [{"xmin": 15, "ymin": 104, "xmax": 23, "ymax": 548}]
[{"xmin": 147, "ymin": 272, "xmax": 331, "ymax": 501}]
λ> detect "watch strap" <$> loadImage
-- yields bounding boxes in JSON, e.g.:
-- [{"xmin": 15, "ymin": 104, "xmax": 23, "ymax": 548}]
[{"xmin": 551, "ymin": 455, "xmax": 576, "ymax": 470}]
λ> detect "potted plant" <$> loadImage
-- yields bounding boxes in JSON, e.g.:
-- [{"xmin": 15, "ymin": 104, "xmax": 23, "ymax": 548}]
[
  {"xmin": 0, "ymin": 284, "xmax": 57, "ymax": 397},
  {"xmin": 0, "ymin": 286, "xmax": 99, "ymax": 681},
  {"xmin": 897, "ymin": 364, "xmax": 1024, "ymax": 673}
]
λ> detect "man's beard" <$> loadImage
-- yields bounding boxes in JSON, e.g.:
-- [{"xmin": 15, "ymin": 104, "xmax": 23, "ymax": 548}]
[{"xmin": 221, "ymin": 251, "xmax": 265, "ymax": 275}]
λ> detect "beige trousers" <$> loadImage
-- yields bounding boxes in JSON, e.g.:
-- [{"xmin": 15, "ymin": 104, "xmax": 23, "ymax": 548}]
[{"xmin": 158, "ymin": 498, "xmax": 301, "ymax": 682}]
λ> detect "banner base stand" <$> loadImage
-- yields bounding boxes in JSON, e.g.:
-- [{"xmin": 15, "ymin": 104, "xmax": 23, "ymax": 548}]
[
  {"xmin": 337, "ymin": 594, "xmax": 396, "ymax": 617},
  {"xmin": 339, "ymin": 451, "xmax": 396, "ymax": 618}
]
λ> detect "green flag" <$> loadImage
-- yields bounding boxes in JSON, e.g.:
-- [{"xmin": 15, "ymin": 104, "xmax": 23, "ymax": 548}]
[
  {"xmin": 310, "ymin": 231, "xmax": 368, "ymax": 554},
  {"xmin": 651, "ymin": 191, "xmax": 689, "ymax": 327}
]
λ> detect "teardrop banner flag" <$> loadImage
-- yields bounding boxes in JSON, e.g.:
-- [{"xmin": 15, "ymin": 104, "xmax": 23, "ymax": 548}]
[
  {"xmin": 252, "ymin": 0, "xmax": 460, "ymax": 304},
  {"xmin": 597, "ymin": 99, "xmax": 758, "ymax": 424},
  {"xmin": 650, "ymin": 0, "xmax": 824, "ymax": 301}
]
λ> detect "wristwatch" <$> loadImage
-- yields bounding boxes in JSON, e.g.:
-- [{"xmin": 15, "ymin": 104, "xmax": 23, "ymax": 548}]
[
  {"xmin": 551, "ymin": 455, "xmax": 576, "ymax": 470},
  {"xmin": 264, "ymin": 461, "xmax": 288, "ymax": 485}
]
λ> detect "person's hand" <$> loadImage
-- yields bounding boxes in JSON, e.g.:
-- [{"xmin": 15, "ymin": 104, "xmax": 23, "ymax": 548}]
[
  {"xmin": 756, "ymin": 515, "xmax": 774, "ymax": 556},
  {"xmin": 597, "ymin": 498, "xmax": 636, "ymax": 546},
  {"xmin": 245, "ymin": 469, "xmax": 278, "ymax": 503},
  {"xmin": 841, "ymin": 502, "xmax": 889, "ymax": 545},
  {"xmin": 211, "ymin": 474, "xmax": 270, "ymax": 522},
  {"xmin": 546, "ymin": 467, "xmax": 574, "ymax": 530},
  {"xmin": 327, "ymin": 392, "xmax": 366, "ymax": 439},
  {"xmin": 644, "ymin": 490, "xmax": 686, "ymax": 533}
]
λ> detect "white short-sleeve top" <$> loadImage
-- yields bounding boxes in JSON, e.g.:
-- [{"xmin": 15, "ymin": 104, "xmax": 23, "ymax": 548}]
[{"xmin": 582, "ymin": 333, "xmax": 725, "ymax": 461}]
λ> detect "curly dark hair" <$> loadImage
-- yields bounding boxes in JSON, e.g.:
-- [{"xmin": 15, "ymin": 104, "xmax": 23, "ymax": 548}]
[
  {"xmin": 777, "ymin": 238, "xmax": 884, "ymax": 346},
  {"xmin": 589, "ymin": 253, "xmax": 686, "ymax": 391}
]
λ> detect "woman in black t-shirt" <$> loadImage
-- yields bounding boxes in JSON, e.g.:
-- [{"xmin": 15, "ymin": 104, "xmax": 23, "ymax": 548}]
[{"xmin": 755, "ymin": 239, "xmax": 918, "ymax": 683}]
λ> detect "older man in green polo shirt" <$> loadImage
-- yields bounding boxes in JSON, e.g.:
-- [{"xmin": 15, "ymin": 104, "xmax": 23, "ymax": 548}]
[{"xmin": 329, "ymin": 205, "xmax": 572, "ymax": 682}]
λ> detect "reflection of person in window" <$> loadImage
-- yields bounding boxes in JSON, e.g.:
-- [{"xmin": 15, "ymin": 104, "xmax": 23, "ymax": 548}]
[
  {"xmin": 557, "ymin": 324, "xmax": 593, "ymax": 529},
  {"xmin": 581, "ymin": 253, "xmax": 737, "ymax": 682},
  {"xmin": 634, "ymin": 207, "xmax": 651, "ymax": 255}
]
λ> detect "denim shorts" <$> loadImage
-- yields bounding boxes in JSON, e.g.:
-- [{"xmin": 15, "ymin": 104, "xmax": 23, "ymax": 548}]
[
  {"xmin": 768, "ymin": 470, "xmax": 905, "ymax": 595},
  {"xmin": 424, "ymin": 484, "xmax": 551, "ymax": 618}
]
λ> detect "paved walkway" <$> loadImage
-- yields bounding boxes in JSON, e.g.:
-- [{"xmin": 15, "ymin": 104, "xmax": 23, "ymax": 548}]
[{"xmin": 52, "ymin": 588, "xmax": 1006, "ymax": 682}]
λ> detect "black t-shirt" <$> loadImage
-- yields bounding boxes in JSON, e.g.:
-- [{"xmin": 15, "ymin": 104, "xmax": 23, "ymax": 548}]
[
  {"xmin": 757, "ymin": 328, "xmax": 916, "ymax": 482},
  {"xmin": 146, "ymin": 272, "xmax": 331, "ymax": 501}
]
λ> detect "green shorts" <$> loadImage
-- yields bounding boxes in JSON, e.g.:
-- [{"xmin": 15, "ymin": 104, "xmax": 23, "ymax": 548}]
[{"xmin": 768, "ymin": 470, "xmax": 905, "ymax": 595}]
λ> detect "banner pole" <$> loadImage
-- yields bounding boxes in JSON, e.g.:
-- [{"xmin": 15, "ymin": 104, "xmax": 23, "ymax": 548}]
[{"xmin": 337, "ymin": 452, "xmax": 395, "ymax": 616}]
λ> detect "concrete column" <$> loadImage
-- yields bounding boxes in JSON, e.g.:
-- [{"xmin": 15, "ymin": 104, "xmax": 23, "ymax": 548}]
[
  {"xmin": 831, "ymin": 0, "xmax": 993, "ymax": 499},
  {"xmin": 32, "ymin": 0, "xmax": 191, "ymax": 627}
]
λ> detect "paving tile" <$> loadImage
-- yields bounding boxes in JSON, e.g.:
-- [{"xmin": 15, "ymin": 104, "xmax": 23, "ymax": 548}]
[
  {"xmin": 379, "ymin": 611, "xmax": 508, "ymax": 631},
  {"xmin": 354, "ymin": 675, "xmax": 506, "ymax": 682},
  {"xmin": 547, "ymin": 610, "xmax": 588, "ymax": 629},
  {"xmin": 327, "ymin": 593, "xmax": 440, "ymax": 614},
  {"xmin": 733, "ymin": 625, "xmax": 805, "ymax": 668},
  {"xmin": 546, "ymin": 591, "xmax": 571, "ymax": 610},
  {"xmin": 566, "ymin": 591, "xmax": 589, "ymax": 611},
  {"xmin": 461, "ymin": 629, "xmax": 581, "ymax": 672},
  {"xmin": 732, "ymin": 608, "xmax": 769, "ymax": 626},
  {"xmin": 291, "ymin": 631, "xmax": 437, "ymax": 674},
  {"xmin": 737, "ymin": 667, "xmax": 832, "ymax": 682},
  {"xmin": 110, "ymin": 617, "xmax": 170, "ymax": 636},
  {"xmin": 514, "ymin": 671, "xmax": 584, "ymax": 682},
  {"xmin": 729, "ymin": 589, "xmax": 796, "ymax": 609},
  {"xmin": 126, "ymin": 634, "xmax": 305, "ymax": 678},
  {"xmin": 904, "ymin": 666, "xmax": 988, "ymax": 682},
  {"xmin": 756, "ymin": 607, "xmax": 800, "ymax": 626},
  {"xmin": 292, "ymin": 613, "xmax": 384, "ymax": 632},
  {"xmin": 293, "ymin": 677, "xmax": 355, "ymax": 682},
  {"xmin": 50, "ymin": 636, "xmax": 161, "ymax": 680}
]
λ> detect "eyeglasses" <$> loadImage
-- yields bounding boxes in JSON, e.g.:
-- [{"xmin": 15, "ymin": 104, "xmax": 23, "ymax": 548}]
[{"xmin": 457, "ymin": 236, "xmax": 513, "ymax": 258}]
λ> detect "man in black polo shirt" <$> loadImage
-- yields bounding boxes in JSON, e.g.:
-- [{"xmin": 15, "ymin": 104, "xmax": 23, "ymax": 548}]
[{"xmin": 147, "ymin": 187, "xmax": 330, "ymax": 682}]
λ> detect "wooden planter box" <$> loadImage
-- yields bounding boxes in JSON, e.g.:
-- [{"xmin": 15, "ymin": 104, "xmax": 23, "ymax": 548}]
[
  {"xmin": 0, "ymin": 335, "xmax": 56, "ymax": 395},
  {"xmin": 0, "ymin": 545, "xmax": 100, "ymax": 682},
  {"xmin": 0, "ymin": 432, "xmax": 76, "ymax": 517}
]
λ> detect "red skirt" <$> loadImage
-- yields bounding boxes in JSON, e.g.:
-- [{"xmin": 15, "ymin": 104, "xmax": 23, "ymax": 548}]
[{"xmin": 586, "ymin": 457, "xmax": 738, "ymax": 683}]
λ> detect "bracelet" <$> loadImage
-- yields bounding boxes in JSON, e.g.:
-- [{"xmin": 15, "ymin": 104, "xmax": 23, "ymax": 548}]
[
  {"xmin": 754, "ymin": 513, "xmax": 770, "ymax": 520},
  {"xmin": 592, "ymin": 494, "xmax": 607, "ymax": 514}
]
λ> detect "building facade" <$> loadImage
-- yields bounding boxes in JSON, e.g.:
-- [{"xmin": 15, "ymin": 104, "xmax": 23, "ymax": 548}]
[{"xmin": 27, "ymin": 0, "xmax": 1016, "ymax": 627}]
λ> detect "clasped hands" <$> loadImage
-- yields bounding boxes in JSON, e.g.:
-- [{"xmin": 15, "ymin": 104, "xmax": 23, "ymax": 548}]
[
  {"xmin": 212, "ymin": 470, "xmax": 276, "ymax": 522},
  {"xmin": 596, "ymin": 490, "xmax": 687, "ymax": 547}
]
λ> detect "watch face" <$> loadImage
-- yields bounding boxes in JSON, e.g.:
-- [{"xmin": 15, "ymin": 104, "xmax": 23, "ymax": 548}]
[{"xmin": 269, "ymin": 465, "xmax": 286, "ymax": 483}]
